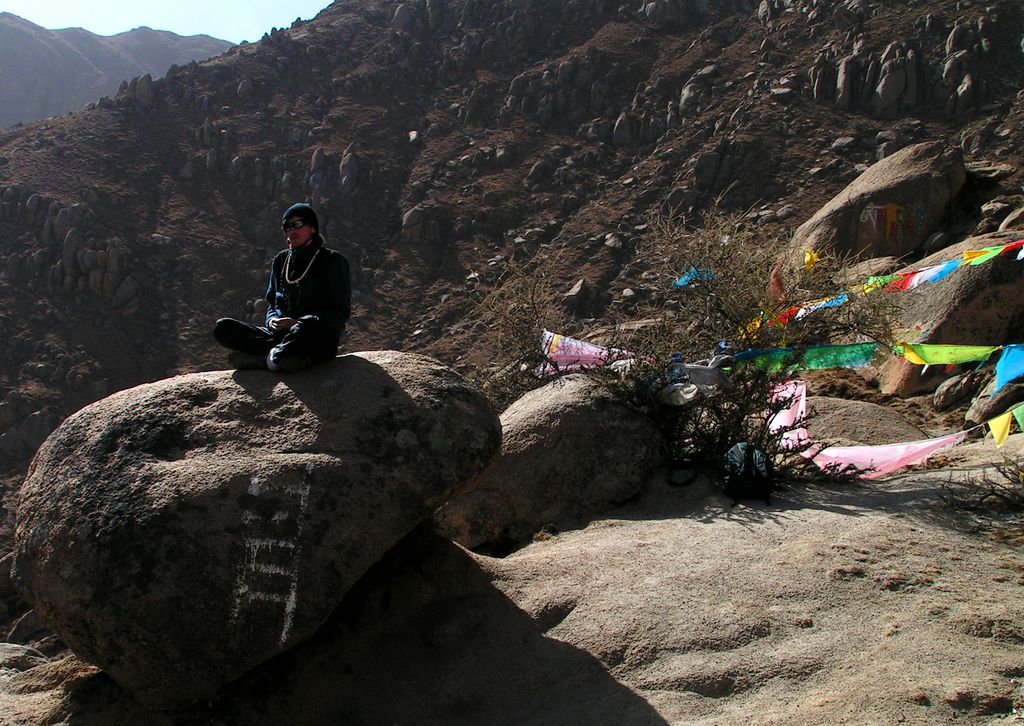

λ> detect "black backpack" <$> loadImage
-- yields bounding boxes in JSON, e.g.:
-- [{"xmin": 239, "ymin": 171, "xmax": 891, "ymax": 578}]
[{"xmin": 722, "ymin": 442, "xmax": 775, "ymax": 505}]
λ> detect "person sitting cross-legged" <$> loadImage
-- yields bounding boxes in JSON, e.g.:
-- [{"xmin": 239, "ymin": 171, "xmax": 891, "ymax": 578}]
[{"xmin": 213, "ymin": 203, "xmax": 351, "ymax": 373}]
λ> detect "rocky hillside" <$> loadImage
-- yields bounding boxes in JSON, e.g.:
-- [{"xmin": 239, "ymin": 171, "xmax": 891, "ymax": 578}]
[
  {"xmin": 0, "ymin": 12, "xmax": 232, "ymax": 127},
  {"xmin": 0, "ymin": 0, "xmax": 1021, "ymax": 480},
  {"xmin": 2, "ymin": 2, "xmax": 1024, "ymax": 721}
]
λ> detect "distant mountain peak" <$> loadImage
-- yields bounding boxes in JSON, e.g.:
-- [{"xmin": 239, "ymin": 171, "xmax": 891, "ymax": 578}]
[{"xmin": 0, "ymin": 13, "xmax": 233, "ymax": 127}]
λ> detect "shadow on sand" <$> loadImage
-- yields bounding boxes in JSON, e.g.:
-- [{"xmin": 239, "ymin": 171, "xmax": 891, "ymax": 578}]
[
  {"xmin": 49, "ymin": 527, "xmax": 666, "ymax": 725},
  {"xmin": 185, "ymin": 525, "xmax": 668, "ymax": 725},
  {"xmin": 612, "ymin": 466, "xmax": 1005, "ymax": 539},
  {"xmin": 528, "ymin": 462, "xmax": 1004, "ymax": 541}
]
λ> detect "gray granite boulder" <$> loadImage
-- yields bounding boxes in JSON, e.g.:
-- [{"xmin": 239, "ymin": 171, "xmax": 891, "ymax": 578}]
[
  {"xmin": 12, "ymin": 351, "xmax": 500, "ymax": 709},
  {"xmin": 791, "ymin": 141, "xmax": 965, "ymax": 259},
  {"xmin": 878, "ymin": 231, "xmax": 1024, "ymax": 396},
  {"xmin": 438, "ymin": 374, "xmax": 665, "ymax": 552}
]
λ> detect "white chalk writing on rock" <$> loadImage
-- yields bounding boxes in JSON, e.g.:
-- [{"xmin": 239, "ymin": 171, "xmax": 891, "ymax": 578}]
[{"xmin": 231, "ymin": 463, "xmax": 313, "ymax": 645}]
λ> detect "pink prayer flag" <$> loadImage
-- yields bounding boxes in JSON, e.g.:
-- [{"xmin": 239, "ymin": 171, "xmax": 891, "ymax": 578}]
[
  {"xmin": 769, "ymin": 380, "xmax": 808, "ymax": 450},
  {"xmin": 807, "ymin": 431, "xmax": 967, "ymax": 479},
  {"xmin": 538, "ymin": 330, "xmax": 628, "ymax": 375}
]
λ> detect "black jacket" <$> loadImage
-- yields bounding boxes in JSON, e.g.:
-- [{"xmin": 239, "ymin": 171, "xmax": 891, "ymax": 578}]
[{"xmin": 265, "ymin": 242, "xmax": 351, "ymax": 337}]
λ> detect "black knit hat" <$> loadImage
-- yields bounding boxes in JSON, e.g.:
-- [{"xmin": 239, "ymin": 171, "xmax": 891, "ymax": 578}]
[{"xmin": 281, "ymin": 203, "xmax": 319, "ymax": 231}]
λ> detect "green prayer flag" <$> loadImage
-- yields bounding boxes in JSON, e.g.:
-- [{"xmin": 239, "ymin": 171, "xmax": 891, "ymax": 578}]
[
  {"xmin": 740, "ymin": 342, "xmax": 879, "ymax": 372},
  {"xmin": 966, "ymin": 246, "xmax": 1005, "ymax": 266},
  {"xmin": 900, "ymin": 343, "xmax": 1000, "ymax": 366},
  {"xmin": 800, "ymin": 342, "xmax": 879, "ymax": 370},
  {"xmin": 864, "ymin": 274, "xmax": 899, "ymax": 292},
  {"xmin": 741, "ymin": 349, "xmax": 794, "ymax": 372}
]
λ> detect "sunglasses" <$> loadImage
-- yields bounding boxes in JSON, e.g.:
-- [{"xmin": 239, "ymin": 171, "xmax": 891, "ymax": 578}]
[{"xmin": 282, "ymin": 219, "xmax": 308, "ymax": 231}]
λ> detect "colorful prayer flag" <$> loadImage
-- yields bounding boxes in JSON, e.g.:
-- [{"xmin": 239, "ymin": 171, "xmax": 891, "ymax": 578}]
[
  {"xmin": 1013, "ymin": 404, "xmax": 1024, "ymax": 435},
  {"xmin": 538, "ymin": 330, "xmax": 629, "ymax": 375},
  {"xmin": 884, "ymin": 272, "xmax": 917, "ymax": 290},
  {"xmin": 736, "ymin": 342, "xmax": 879, "ymax": 372},
  {"xmin": 989, "ymin": 411, "xmax": 1012, "ymax": 446},
  {"xmin": 863, "ymin": 274, "xmax": 900, "ymax": 293},
  {"xmin": 803, "ymin": 249, "xmax": 820, "ymax": 272},
  {"xmin": 913, "ymin": 259, "xmax": 961, "ymax": 286},
  {"xmin": 768, "ymin": 380, "xmax": 808, "ymax": 450},
  {"xmin": 896, "ymin": 343, "xmax": 1001, "ymax": 366},
  {"xmin": 808, "ymin": 431, "xmax": 967, "ymax": 479},
  {"xmin": 963, "ymin": 246, "xmax": 1005, "ymax": 266},
  {"xmin": 794, "ymin": 294, "xmax": 848, "ymax": 320},
  {"xmin": 995, "ymin": 344, "xmax": 1024, "ymax": 393},
  {"xmin": 673, "ymin": 266, "xmax": 715, "ymax": 288}
]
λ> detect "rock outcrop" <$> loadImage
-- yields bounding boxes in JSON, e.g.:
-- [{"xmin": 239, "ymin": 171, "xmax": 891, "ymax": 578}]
[
  {"xmin": 12, "ymin": 351, "xmax": 501, "ymax": 709},
  {"xmin": 1, "ymin": 528, "xmax": 665, "ymax": 725},
  {"xmin": 878, "ymin": 231, "xmax": 1024, "ymax": 396},
  {"xmin": 966, "ymin": 378, "xmax": 1024, "ymax": 426},
  {"xmin": 438, "ymin": 374, "xmax": 665, "ymax": 552},
  {"xmin": 790, "ymin": 141, "xmax": 966, "ymax": 259},
  {"xmin": 807, "ymin": 397, "xmax": 926, "ymax": 446}
]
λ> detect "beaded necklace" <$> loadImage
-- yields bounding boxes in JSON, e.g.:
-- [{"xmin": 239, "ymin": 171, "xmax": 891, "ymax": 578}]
[{"xmin": 283, "ymin": 245, "xmax": 321, "ymax": 285}]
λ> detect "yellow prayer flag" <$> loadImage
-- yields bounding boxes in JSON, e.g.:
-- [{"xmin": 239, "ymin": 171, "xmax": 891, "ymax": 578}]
[
  {"xmin": 961, "ymin": 247, "xmax": 1000, "ymax": 265},
  {"xmin": 963, "ymin": 246, "xmax": 1004, "ymax": 266},
  {"xmin": 894, "ymin": 342, "xmax": 927, "ymax": 365},
  {"xmin": 989, "ymin": 411, "xmax": 1012, "ymax": 446},
  {"xmin": 962, "ymin": 250, "xmax": 984, "ymax": 263},
  {"xmin": 896, "ymin": 342, "xmax": 1001, "ymax": 366},
  {"xmin": 803, "ymin": 248, "xmax": 820, "ymax": 272},
  {"xmin": 743, "ymin": 312, "xmax": 766, "ymax": 338}
]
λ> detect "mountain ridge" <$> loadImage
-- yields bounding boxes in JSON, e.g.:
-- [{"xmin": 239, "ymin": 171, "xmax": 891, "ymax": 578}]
[{"xmin": 0, "ymin": 12, "xmax": 233, "ymax": 127}]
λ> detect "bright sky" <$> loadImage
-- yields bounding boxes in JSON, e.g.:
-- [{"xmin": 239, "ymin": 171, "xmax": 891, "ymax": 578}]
[{"xmin": 0, "ymin": 0, "xmax": 333, "ymax": 44}]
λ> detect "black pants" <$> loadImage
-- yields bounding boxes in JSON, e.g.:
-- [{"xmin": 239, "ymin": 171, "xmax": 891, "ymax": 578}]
[{"xmin": 213, "ymin": 316, "xmax": 340, "ymax": 365}]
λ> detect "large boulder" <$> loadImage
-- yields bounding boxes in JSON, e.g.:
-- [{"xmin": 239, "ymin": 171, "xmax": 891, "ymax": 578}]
[
  {"xmin": 966, "ymin": 379, "xmax": 1024, "ymax": 426},
  {"xmin": 807, "ymin": 397, "xmax": 926, "ymax": 446},
  {"xmin": 0, "ymin": 642, "xmax": 47, "ymax": 671},
  {"xmin": 12, "ymin": 352, "xmax": 501, "ymax": 709},
  {"xmin": 878, "ymin": 230, "xmax": 1024, "ymax": 396},
  {"xmin": 791, "ymin": 141, "xmax": 965, "ymax": 259},
  {"xmin": 437, "ymin": 374, "xmax": 665, "ymax": 552},
  {"xmin": 934, "ymin": 369, "xmax": 989, "ymax": 412}
]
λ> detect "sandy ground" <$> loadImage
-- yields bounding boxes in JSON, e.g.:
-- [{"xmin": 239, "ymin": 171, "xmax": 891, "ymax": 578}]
[
  {"xmin": 3, "ymin": 435, "xmax": 1024, "ymax": 724},
  {"xmin": 479, "ymin": 434, "xmax": 1024, "ymax": 725}
]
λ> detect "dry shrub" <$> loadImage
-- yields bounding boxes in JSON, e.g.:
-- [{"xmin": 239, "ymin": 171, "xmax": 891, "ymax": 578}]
[
  {"xmin": 632, "ymin": 207, "xmax": 899, "ymax": 358},
  {"xmin": 468, "ymin": 204, "xmax": 902, "ymax": 474},
  {"xmin": 940, "ymin": 458, "xmax": 1024, "ymax": 511},
  {"xmin": 613, "ymin": 207, "xmax": 901, "ymax": 469},
  {"xmin": 467, "ymin": 248, "xmax": 573, "ymax": 409}
]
